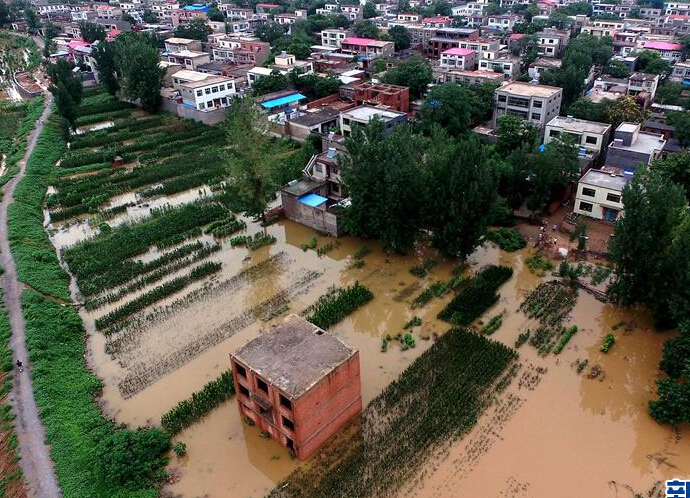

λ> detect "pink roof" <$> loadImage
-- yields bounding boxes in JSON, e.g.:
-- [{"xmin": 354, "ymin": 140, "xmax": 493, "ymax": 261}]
[
  {"xmin": 256, "ymin": 3, "xmax": 280, "ymax": 7},
  {"xmin": 68, "ymin": 40, "xmax": 90, "ymax": 49},
  {"xmin": 107, "ymin": 29, "xmax": 121, "ymax": 36},
  {"xmin": 423, "ymin": 16, "xmax": 451, "ymax": 22},
  {"xmin": 342, "ymin": 37, "xmax": 376, "ymax": 46},
  {"xmin": 442, "ymin": 47, "xmax": 475, "ymax": 56},
  {"xmin": 509, "ymin": 33, "xmax": 525, "ymax": 39},
  {"xmin": 667, "ymin": 14, "xmax": 690, "ymax": 19},
  {"xmin": 644, "ymin": 41, "xmax": 682, "ymax": 51}
]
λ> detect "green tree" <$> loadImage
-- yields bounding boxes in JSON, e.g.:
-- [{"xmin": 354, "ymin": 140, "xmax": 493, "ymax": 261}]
[
  {"xmin": 656, "ymin": 150, "xmax": 690, "ymax": 196},
  {"xmin": 352, "ymin": 19, "xmax": 379, "ymax": 38},
  {"xmin": 525, "ymin": 138, "xmax": 579, "ymax": 212},
  {"xmin": 606, "ymin": 95, "xmax": 649, "ymax": 130},
  {"xmin": 114, "ymin": 33, "xmax": 165, "ymax": 111},
  {"xmin": 363, "ymin": 1, "xmax": 377, "ymax": 18},
  {"xmin": 251, "ymin": 69, "xmax": 288, "ymax": 96},
  {"xmin": 495, "ymin": 114, "xmax": 537, "ymax": 155},
  {"xmin": 387, "ymin": 25, "xmax": 410, "ymax": 51},
  {"xmin": 341, "ymin": 119, "xmax": 428, "ymax": 252},
  {"xmin": 255, "ymin": 22, "xmax": 287, "ymax": 43},
  {"xmin": 42, "ymin": 21, "xmax": 59, "ymax": 57},
  {"xmin": 174, "ymin": 18, "xmax": 213, "ymax": 41},
  {"xmin": 605, "ymin": 59, "xmax": 630, "ymax": 78},
  {"xmin": 650, "ymin": 330, "xmax": 690, "ymax": 425},
  {"xmin": 24, "ymin": 7, "xmax": 39, "ymax": 32},
  {"xmin": 0, "ymin": 1, "xmax": 10, "ymax": 27},
  {"xmin": 142, "ymin": 9, "xmax": 158, "ymax": 23},
  {"xmin": 289, "ymin": 71, "xmax": 340, "ymax": 100},
  {"xmin": 635, "ymin": 49, "xmax": 671, "ymax": 76},
  {"xmin": 667, "ymin": 112, "xmax": 690, "ymax": 146},
  {"xmin": 419, "ymin": 83, "xmax": 473, "ymax": 137},
  {"xmin": 398, "ymin": 0, "xmax": 411, "ymax": 12},
  {"xmin": 381, "ymin": 56, "xmax": 432, "ymax": 99},
  {"xmin": 568, "ymin": 97, "xmax": 613, "ymax": 122},
  {"xmin": 609, "ymin": 166, "xmax": 686, "ymax": 321},
  {"xmin": 655, "ymin": 82, "xmax": 686, "ymax": 106},
  {"xmin": 425, "ymin": 131, "xmax": 499, "ymax": 258},
  {"xmin": 79, "ymin": 21, "xmax": 106, "ymax": 43},
  {"xmin": 48, "ymin": 58, "xmax": 83, "ymax": 128},
  {"xmin": 224, "ymin": 97, "xmax": 287, "ymax": 222},
  {"xmin": 92, "ymin": 41, "xmax": 119, "ymax": 96},
  {"xmin": 208, "ymin": 2, "xmax": 225, "ymax": 21}
]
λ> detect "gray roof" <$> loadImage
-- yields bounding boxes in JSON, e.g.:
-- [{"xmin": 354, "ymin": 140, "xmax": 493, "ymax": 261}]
[
  {"xmin": 289, "ymin": 107, "xmax": 340, "ymax": 127},
  {"xmin": 232, "ymin": 315, "xmax": 357, "ymax": 398},
  {"xmin": 282, "ymin": 178, "xmax": 326, "ymax": 197},
  {"xmin": 579, "ymin": 169, "xmax": 631, "ymax": 192}
]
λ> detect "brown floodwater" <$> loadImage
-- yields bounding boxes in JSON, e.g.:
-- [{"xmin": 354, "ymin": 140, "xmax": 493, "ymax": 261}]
[
  {"xmin": 398, "ymin": 250, "xmax": 690, "ymax": 498},
  {"xmin": 46, "ymin": 175, "xmax": 690, "ymax": 498}
]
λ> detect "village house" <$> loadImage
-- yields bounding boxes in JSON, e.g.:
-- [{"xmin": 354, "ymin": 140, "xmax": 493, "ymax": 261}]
[
  {"xmin": 166, "ymin": 50, "xmax": 211, "ymax": 71},
  {"xmin": 340, "ymin": 37, "xmax": 395, "ymax": 59},
  {"xmin": 493, "ymin": 82, "xmax": 563, "ymax": 131},
  {"xmin": 605, "ymin": 122, "xmax": 666, "ymax": 172},
  {"xmin": 642, "ymin": 40, "xmax": 683, "ymax": 63},
  {"xmin": 230, "ymin": 314, "xmax": 361, "ymax": 460},
  {"xmin": 340, "ymin": 106, "xmax": 408, "ymax": 137},
  {"xmin": 353, "ymin": 82, "xmax": 410, "ymax": 113},
  {"xmin": 573, "ymin": 169, "xmax": 630, "ymax": 222},
  {"xmin": 544, "ymin": 115, "xmax": 611, "ymax": 162},
  {"xmin": 439, "ymin": 47, "xmax": 477, "ymax": 71},
  {"xmin": 433, "ymin": 68, "xmax": 504, "ymax": 85},
  {"xmin": 670, "ymin": 61, "xmax": 690, "ymax": 84},
  {"xmin": 172, "ymin": 71, "xmax": 237, "ymax": 112},
  {"xmin": 321, "ymin": 28, "xmax": 349, "ymax": 48}
]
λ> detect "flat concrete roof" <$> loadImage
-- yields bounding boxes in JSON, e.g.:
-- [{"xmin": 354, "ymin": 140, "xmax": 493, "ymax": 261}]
[
  {"xmin": 547, "ymin": 116, "xmax": 610, "ymax": 135},
  {"xmin": 290, "ymin": 107, "xmax": 340, "ymax": 127},
  {"xmin": 165, "ymin": 37, "xmax": 197, "ymax": 44},
  {"xmin": 342, "ymin": 105, "xmax": 406, "ymax": 121},
  {"xmin": 169, "ymin": 49, "xmax": 208, "ymax": 58},
  {"xmin": 173, "ymin": 69, "xmax": 210, "ymax": 82},
  {"xmin": 181, "ymin": 75, "xmax": 232, "ymax": 89},
  {"xmin": 232, "ymin": 314, "xmax": 357, "ymax": 398},
  {"xmin": 496, "ymin": 81, "xmax": 562, "ymax": 98},
  {"xmin": 580, "ymin": 169, "xmax": 630, "ymax": 192},
  {"xmin": 611, "ymin": 130, "xmax": 666, "ymax": 154}
]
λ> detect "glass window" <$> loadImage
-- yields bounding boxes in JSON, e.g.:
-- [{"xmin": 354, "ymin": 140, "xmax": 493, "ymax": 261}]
[
  {"xmin": 205, "ymin": 88, "xmax": 211, "ymax": 94},
  {"xmin": 533, "ymin": 100, "xmax": 543, "ymax": 108},
  {"xmin": 585, "ymin": 135, "xmax": 598, "ymax": 145},
  {"xmin": 279, "ymin": 394, "xmax": 292, "ymax": 410},
  {"xmin": 219, "ymin": 84, "xmax": 225, "ymax": 91},
  {"xmin": 498, "ymin": 94, "xmax": 506, "ymax": 102},
  {"xmin": 579, "ymin": 201, "xmax": 593, "ymax": 212},
  {"xmin": 606, "ymin": 193, "xmax": 621, "ymax": 203},
  {"xmin": 257, "ymin": 378, "xmax": 268, "ymax": 394},
  {"xmin": 531, "ymin": 112, "xmax": 540, "ymax": 120},
  {"xmin": 550, "ymin": 130, "xmax": 560, "ymax": 138},
  {"xmin": 211, "ymin": 86, "xmax": 219, "ymax": 92},
  {"xmin": 199, "ymin": 102, "xmax": 205, "ymax": 109},
  {"xmin": 196, "ymin": 90, "xmax": 202, "ymax": 96},
  {"xmin": 582, "ymin": 187, "xmax": 596, "ymax": 197},
  {"xmin": 239, "ymin": 384, "xmax": 249, "ymax": 397},
  {"xmin": 235, "ymin": 363, "xmax": 247, "ymax": 378}
]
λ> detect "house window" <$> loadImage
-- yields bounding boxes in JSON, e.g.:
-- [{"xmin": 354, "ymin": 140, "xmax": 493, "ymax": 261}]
[
  {"xmin": 239, "ymin": 384, "xmax": 250, "ymax": 397},
  {"xmin": 606, "ymin": 193, "xmax": 621, "ymax": 203},
  {"xmin": 498, "ymin": 94, "xmax": 506, "ymax": 102},
  {"xmin": 279, "ymin": 394, "xmax": 292, "ymax": 410},
  {"xmin": 549, "ymin": 130, "xmax": 560, "ymax": 138},
  {"xmin": 257, "ymin": 377, "xmax": 268, "ymax": 394},
  {"xmin": 582, "ymin": 187, "xmax": 596, "ymax": 197},
  {"xmin": 199, "ymin": 102, "xmax": 205, "ymax": 109},
  {"xmin": 585, "ymin": 136, "xmax": 598, "ymax": 145},
  {"xmin": 343, "ymin": 118, "xmax": 350, "ymax": 126},
  {"xmin": 314, "ymin": 163, "xmax": 323, "ymax": 173},
  {"xmin": 235, "ymin": 363, "xmax": 247, "ymax": 378},
  {"xmin": 219, "ymin": 84, "xmax": 225, "ymax": 91},
  {"xmin": 205, "ymin": 88, "xmax": 211, "ymax": 94},
  {"xmin": 282, "ymin": 416, "xmax": 295, "ymax": 431},
  {"xmin": 531, "ymin": 113, "xmax": 540, "ymax": 120},
  {"xmin": 579, "ymin": 201, "xmax": 593, "ymax": 212},
  {"xmin": 212, "ymin": 86, "xmax": 219, "ymax": 92},
  {"xmin": 196, "ymin": 90, "xmax": 202, "ymax": 96},
  {"xmin": 533, "ymin": 100, "xmax": 542, "ymax": 108}
]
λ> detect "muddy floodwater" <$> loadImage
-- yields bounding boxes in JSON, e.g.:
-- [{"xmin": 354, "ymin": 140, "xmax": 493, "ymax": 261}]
[{"xmin": 46, "ymin": 197, "xmax": 690, "ymax": 498}]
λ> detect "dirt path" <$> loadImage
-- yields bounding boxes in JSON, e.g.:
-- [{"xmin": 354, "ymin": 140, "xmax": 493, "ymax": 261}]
[{"xmin": 0, "ymin": 93, "xmax": 62, "ymax": 498}]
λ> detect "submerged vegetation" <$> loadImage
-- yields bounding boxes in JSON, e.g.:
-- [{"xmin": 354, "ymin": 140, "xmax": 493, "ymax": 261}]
[
  {"xmin": 485, "ymin": 228, "xmax": 526, "ymax": 252},
  {"xmin": 521, "ymin": 281, "xmax": 578, "ymax": 355},
  {"xmin": 268, "ymin": 329, "xmax": 516, "ymax": 498},
  {"xmin": 307, "ymin": 282, "xmax": 373, "ymax": 329},
  {"xmin": 161, "ymin": 371, "xmax": 235, "ymax": 435}
]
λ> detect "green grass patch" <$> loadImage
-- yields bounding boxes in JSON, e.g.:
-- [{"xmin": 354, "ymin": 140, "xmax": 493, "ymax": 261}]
[
  {"xmin": 307, "ymin": 282, "xmax": 373, "ymax": 330},
  {"xmin": 485, "ymin": 228, "xmax": 526, "ymax": 252}
]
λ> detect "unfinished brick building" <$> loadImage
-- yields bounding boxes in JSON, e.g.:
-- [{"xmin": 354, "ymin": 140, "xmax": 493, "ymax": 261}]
[
  {"xmin": 353, "ymin": 82, "xmax": 410, "ymax": 113},
  {"xmin": 230, "ymin": 314, "xmax": 362, "ymax": 460}
]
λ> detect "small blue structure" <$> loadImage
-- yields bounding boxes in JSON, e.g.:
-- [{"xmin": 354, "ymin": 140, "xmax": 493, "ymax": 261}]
[
  {"xmin": 298, "ymin": 193, "xmax": 328, "ymax": 208},
  {"xmin": 183, "ymin": 4, "xmax": 209, "ymax": 11},
  {"xmin": 260, "ymin": 93, "xmax": 307, "ymax": 109}
]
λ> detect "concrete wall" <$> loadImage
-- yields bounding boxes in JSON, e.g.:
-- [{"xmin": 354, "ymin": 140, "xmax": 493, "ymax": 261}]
[
  {"xmin": 281, "ymin": 190, "xmax": 341, "ymax": 237},
  {"xmin": 161, "ymin": 98, "xmax": 228, "ymax": 125},
  {"xmin": 12, "ymin": 72, "xmax": 42, "ymax": 99}
]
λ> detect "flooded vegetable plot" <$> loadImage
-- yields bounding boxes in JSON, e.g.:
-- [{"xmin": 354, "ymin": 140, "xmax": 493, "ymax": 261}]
[{"xmin": 44, "ymin": 95, "xmax": 690, "ymax": 498}]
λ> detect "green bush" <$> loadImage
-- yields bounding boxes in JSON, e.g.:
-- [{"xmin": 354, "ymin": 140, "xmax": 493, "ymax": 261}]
[
  {"xmin": 161, "ymin": 372, "xmax": 235, "ymax": 435},
  {"xmin": 553, "ymin": 325, "xmax": 578, "ymax": 354},
  {"xmin": 307, "ymin": 283, "xmax": 374, "ymax": 329},
  {"xmin": 600, "ymin": 333, "xmax": 615, "ymax": 353},
  {"xmin": 485, "ymin": 228, "xmax": 526, "ymax": 252}
]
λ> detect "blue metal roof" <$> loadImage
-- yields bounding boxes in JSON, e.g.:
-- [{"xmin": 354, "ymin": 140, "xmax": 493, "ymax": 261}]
[
  {"xmin": 298, "ymin": 193, "xmax": 327, "ymax": 207},
  {"xmin": 183, "ymin": 4, "xmax": 209, "ymax": 11},
  {"xmin": 260, "ymin": 93, "xmax": 306, "ymax": 109}
]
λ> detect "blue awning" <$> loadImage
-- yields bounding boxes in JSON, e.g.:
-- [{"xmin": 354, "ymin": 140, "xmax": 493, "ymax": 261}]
[
  {"xmin": 298, "ymin": 193, "xmax": 327, "ymax": 207},
  {"xmin": 261, "ymin": 93, "xmax": 306, "ymax": 109}
]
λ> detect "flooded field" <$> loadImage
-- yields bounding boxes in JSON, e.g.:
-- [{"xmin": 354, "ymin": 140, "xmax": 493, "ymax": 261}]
[{"xmin": 44, "ymin": 96, "xmax": 690, "ymax": 498}]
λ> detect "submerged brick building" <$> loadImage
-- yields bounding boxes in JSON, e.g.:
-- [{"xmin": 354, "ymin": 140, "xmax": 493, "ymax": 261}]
[{"xmin": 230, "ymin": 314, "xmax": 361, "ymax": 459}]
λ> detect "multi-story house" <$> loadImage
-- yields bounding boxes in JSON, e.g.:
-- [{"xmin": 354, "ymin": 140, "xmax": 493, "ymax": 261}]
[
  {"xmin": 165, "ymin": 37, "xmax": 203, "ymax": 53},
  {"xmin": 166, "ymin": 50, "xmax": 211, "ymax": 71},
  {"xmin": 171, "ymin": 4, "xmax": 208, "ymax": 27},
  {"xmin": 426, "ymin": 28, "xmax": 479, "ymax": 58},
  {"xmin": 493, "ymin": 81, "xmax": 563, "ymax": 131},
  {"xmin": 172, "ymin": 70, "xmax": 237, "ymax": 111},
  {"xmin": 397, "ymin": 13, "xmax": 422, "ymax": 22},
  {"xmin": 340, "ymin": 4, "xmax": 363, "ymax": 20},
  {"xmin": 670, "ymin": 61, "xmax": 690, "ymax": 85},
  {"xmin": 340, "ymin": 106, "xmax": 407, "ymax": 137},
  {"xmin": 270, "ymin": 52, "xmax": 314, "ymax": 76},
  {"xmin": 321, "ymin": 28, "xmax": 349, "ymax": 48},
  {"xmin": 487, "ymin": 14, "xmax": 519, "ymax": 31},
  {"xmin": 627, "ymin": 72, "xmax": 659, "ymax": 100},
  {"xmin": 605, "ymin": 121, "xmax": 666, "ymax": 172},
  {"xmin": 353, "ymin": 82, "xmax": 410, "ymax": 113},
  {"xmin": 573, "ymin": 169, "xmax": 629, "ymax": 222},
  {"xmin": 642, "ymin": 40, "xmax": 683, "ymax": 63},
  {"xmin": 230, "ymin": 314, "xmax": 362, "ymax": 460},
  {"xmin": 439, "ymin": 47, "xmax": 477, "ymax": 70},
  {"xmin": 544, "ymin": 115, "xmax": 611, "ymax": 157},
  {"xmin": 478, "ymin": 53, "xmax": 520, "ymax": 78},
  {"xmin": 341, "ymin": 37, "xmax": 395, "ymax": 59}
]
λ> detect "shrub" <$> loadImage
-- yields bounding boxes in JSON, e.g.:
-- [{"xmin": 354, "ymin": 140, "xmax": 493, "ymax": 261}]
[
  {"xmin": 480, "ymin": 315, "xmax": 503, "ymax": 335},
  {"xmin": 553, "ymin": 325, "xmax": 578, "ymax": 354},
  {"xmin": 161, "ymin": 372, "xmax": 235, "ymax": 435},
  {"xmin": 307, "ymin": 283, "xmax": 374, "ymax": 329},
  {"xmin": 600, "ymin": 333, "xmax": 615, "ymax": 353},
  {"xmin": 485, "ymin": 228, "xmax": 526, "ymax": 252},
  {"xmin": 173, "ymin": 442, "xmax": 187, "ymax": 457}
]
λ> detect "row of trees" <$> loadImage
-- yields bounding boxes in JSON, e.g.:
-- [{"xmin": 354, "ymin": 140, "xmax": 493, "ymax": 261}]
[
  {"xmin": 49, "ymin": 59, "xmax": 83, "ymax": 127},
  {"xmin": 605, "ymin": 152, "xmax": 690, "ymax": 425},
  {"xmin": 92, "ymin": 31, "xmax": 165, "ymax": 111}
]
